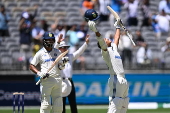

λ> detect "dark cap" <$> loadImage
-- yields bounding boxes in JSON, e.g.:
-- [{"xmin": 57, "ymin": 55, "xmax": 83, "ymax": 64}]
[{"xmin": 43, "ymin": 32, "xmax": 55, "ymax": 40}]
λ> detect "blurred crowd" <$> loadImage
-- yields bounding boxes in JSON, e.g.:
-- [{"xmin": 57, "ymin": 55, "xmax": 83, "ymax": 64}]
[{"xmin": 0, "ymin": 0, "xmax": 170, "ymax": 71}]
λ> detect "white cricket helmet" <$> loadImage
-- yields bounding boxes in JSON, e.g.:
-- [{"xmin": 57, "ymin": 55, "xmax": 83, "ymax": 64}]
[{"xmin": 62, "ymin": 78, "xmax": 72, "ymax": 97}]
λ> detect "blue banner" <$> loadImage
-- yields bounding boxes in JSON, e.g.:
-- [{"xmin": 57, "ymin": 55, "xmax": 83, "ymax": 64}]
[
  {"xmin": 0, "ymin": 82, "xmax": 40, "ymax": 106},
  {"xmin": 0, "ymin": 74, "xmax": 170, "ymax": 106},
  {"xmin": 73, "ymin": 74, "xmax": 170, "ymax": 104}
]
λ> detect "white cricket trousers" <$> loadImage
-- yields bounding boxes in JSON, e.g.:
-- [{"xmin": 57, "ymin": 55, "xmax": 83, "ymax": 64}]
[
  {"xmin": 107, "ymin": 97, "xmax": 129, "ymax": 113},
  {"xmin": 40, "ymin": 76, "xmax": 63, "ymax": 113},
  {"xmin": 107, "ymin": 76, "xmax": 129, "ymax": 113}
]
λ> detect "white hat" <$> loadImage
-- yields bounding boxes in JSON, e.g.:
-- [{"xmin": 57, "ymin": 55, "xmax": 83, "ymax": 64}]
[
  {"xmin": 59, "ymin": 41, "xmax": 70, "ymax": 48},
  {"xmin": 22, "ymin": 12, "xmax": 29, "ymax": 19},
  {"xmin": 62, "ymin": 79, "xmax": 72, "ymax": 97}
]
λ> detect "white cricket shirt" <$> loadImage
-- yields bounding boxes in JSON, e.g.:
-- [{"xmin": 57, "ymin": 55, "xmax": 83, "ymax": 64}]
[
  {"xmin": 101, "ymin": 43, "xmax": 125, "ymax": 77},
  {"xmin": 60, "ymin": 42, "xmax": 88, "ymax": 78},
  {"xmin": 30, "ymin": 47, "xmax": 61, "ymax": 77}
]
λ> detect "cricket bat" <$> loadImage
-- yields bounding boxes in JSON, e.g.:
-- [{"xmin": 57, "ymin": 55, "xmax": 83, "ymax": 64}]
[{"xmin": 107, "ymin": 6, "xmax": 136, "ymax": 46}]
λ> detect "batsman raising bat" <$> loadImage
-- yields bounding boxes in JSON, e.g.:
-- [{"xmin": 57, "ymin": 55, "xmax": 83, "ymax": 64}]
[
  {"xmin": 84, "ymin": 9, "xmax": 129, "ymax": 113},
  {"xmin": 29, "ymin": 32, "xmax": 68, "ymax": 113},
  {"xmin": 107, "ymin": 6, "xmax": 136, "ymax": 46}
]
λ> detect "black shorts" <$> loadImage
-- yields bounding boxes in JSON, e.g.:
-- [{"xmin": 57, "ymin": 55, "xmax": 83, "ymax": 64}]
[{"xmin": 0, "ymin": 29, "xmax": 10, "ymax": 37}]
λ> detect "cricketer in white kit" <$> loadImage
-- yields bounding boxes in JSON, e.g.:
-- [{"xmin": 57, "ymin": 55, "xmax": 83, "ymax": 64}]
[
  {"xmin": 30, "ymin": 32, "xmax": 68, "ymax": 113},
  {"xmin": 88, "ymin": 19, "xmax": 129, "ymax": 113}
]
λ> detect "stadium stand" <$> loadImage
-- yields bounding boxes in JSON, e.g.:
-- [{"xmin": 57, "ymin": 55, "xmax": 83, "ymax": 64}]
[{"xmin": 0, "ymin": 0, "xmax": 169, "ymax": 71}]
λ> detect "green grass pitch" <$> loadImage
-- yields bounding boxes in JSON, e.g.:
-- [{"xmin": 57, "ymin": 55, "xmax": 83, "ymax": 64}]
[{"xmin": 1, "ymin": 108, "xmax": 170, "ymax": 113}]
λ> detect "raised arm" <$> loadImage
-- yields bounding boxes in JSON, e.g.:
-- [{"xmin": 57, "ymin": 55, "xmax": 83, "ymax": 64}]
[
  {"xmin": 88, "ymin": 21, "xmax": 108, "ymax": 51},
  {"xmin": 72, "ymin": 35, "xmax": 90, "ymax": 61},
  {"xmin": 55, "ymin": 34, "xmax": 64, "ymax": 49},
  {"xmin": 113, "ymin": 19, "xmax": 122, "ymax": 46}
]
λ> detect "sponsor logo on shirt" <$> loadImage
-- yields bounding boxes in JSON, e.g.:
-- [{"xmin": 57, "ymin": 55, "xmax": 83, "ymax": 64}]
[
  {"xmin": 44, "ymin": 58, "xmax": 55, "ymax": 62},
  {"xmin": 115, "ymin": 56, "xmax": 121, "ymax": 59}
]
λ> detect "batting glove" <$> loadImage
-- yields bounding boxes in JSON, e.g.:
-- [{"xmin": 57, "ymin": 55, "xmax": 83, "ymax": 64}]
[
  {"xmin": 61, "ymin": 56, "xmax": 69, "ymax": 65},
  {"xmin": 88, "ymin": 21, "xmax": 98, "ymax": 32},
  {"xmin": 37, "ymin": 71, "xmax": 49, "ymax": 80},
  {"xmin": 58, "ymin": 57, "xmax": 69, "ymax": 70},
  {"xmin": 114, "ymin": 19, "xmax": 122, "ymax": 29}
]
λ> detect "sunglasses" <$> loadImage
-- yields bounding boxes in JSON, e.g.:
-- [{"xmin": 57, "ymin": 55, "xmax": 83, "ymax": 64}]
[{"xmin": 59, "ymin": 46, "xmax": 69, "ymax": 49}]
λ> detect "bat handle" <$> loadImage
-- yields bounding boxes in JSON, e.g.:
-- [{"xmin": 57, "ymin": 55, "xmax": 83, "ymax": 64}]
[{"xmin": 36, "ymin": 79, "xmax": 41, "ymax": 85}]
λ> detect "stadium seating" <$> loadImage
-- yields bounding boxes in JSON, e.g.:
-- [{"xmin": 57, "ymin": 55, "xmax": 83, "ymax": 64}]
[{"xmin": 0, "ymin": 0, "xmax": 168, "ymax": 70}]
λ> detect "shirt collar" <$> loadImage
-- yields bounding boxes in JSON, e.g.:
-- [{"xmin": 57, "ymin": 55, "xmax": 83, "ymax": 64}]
[{"xmin": 43, "ymin": 47, "xmax": 52, "ymax": 53}]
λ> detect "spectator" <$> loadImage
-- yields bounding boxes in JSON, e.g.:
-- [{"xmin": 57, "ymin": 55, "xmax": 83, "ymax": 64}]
[
  {"xmin": 31, "ymin": 20, "xmax": 45, "ymax": 55},
  {"xmin": 50, "ymin": 20, "xmax": 66, "ymax": 46},
  {"xmin": 19, "ymin": 18, "xmax": 32, "ymax": 70},
  {"xmin": 109, "ymin": 0, "xmax": 124, "ymax": 27},
  {"xmin": 155, "ymin": 9, "xmax": 170, "ymax": 36},
  {"xmin": 76, "ymin": 24, "xmax": 88, "ymax": 42},
  {"xmin": 134, "ymin": 30, "xmax": 145, "ymax": 46},
  {"xmin": 120, "ymin": 31, "xmax": 133, "ymax": 69},
  {"xmin": 151, "ymin": 15, "xmax": 161, "ymax": 41},
  {"xmin": 161, "ymin": 37, "xmax": 170, "ymax": 52},
  {"xmin": 66, "ymin": 24, "xmax": 79, "ymax": 54},
  {"xmin": 80, "ymin": 0, "xmax": 95, "ymax": 16},
  {"xmin": 98, "ymin": 0, "xmax": 111, "ymax": 21},
  {"xmin": 136, "ymin": 42, "xmax": 152, "ymax": 68},
  {"xmin": 40, "ymin": 18, "xmax": 49, "ymax": 32},
  {"xmin": 54, "ymin": 22, "xmax": 67, "ymax": 47},
  {"xmin": 160, "ymin": 37, "xmax": 170, "ymax": 68},
  {"xmin": 82, "ymin": 0, "xmax": 94, "ymax": 9},
  {"xmin": 19, "ymin": 7, "xmax": 38, "ymax": 70},
  {"xmin": 124, "ymin": 0, "xmax": 139, "ymax": 26},
  {"xmin": 0, "ymin": 5, "xmax": 10, "ymax": 43},
  {"xmin": 50, "ymin": 23, "xmax": 58, "ymax": 36},
  {"xmin": 159, "ymin": 0, "xmax": 170, "ymax": 14},
  {"xmin": 141, "ymin": 0, "xmax": 152, "ymax": 27}
]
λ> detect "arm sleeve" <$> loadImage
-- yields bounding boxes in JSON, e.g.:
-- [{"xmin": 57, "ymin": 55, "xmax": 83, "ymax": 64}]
[
  {"xmin": 30, "ymin": 52, "xmax": 40, "ymax": 66},
  {"xmin": 101, "ymin": 49, "xmax": 110, "ymax": 66},
  {"xmin": 40, "ymin": 29, "xmax": 45, "ymax": 35},
  {"xmin": 72, "ymin": 42, "xmax": 88, "ymax": 61},
  {"xmin": 54, "ymin": 42, "xmax": 59, "ymax": 49},
  {"xmin": 32, "ymin": 29, "xmax": 37, "ymax": 38},
  {"xmin": 96, "ymin": 36, "xmax": 107, "ymax": 50}
]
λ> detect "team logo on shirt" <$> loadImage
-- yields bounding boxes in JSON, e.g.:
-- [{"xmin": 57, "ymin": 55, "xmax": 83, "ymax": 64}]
[{"xmin": 54, "ymin": 53, "xmax": 57, "ymax": 56}]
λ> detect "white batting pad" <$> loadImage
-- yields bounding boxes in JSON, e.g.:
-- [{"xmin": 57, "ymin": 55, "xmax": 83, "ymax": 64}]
[{"xmin": 62, "ymin": 79, "xmax": 72, "ymax": 97}]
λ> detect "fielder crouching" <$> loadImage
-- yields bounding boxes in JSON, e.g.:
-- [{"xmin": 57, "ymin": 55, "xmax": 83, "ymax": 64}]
[
  {"xmin": 85, "ymin": 9, "xmax": 129, "ymax": 113},
  {"xmin": 29, "ymin": 32, "xmax": 68, "ymax": 113}
]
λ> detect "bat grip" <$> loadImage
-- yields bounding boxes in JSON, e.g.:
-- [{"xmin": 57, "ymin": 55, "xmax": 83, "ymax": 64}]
[{"xmin": 36, "ymin": 79, "xmax": 41, "ymax": 85}]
